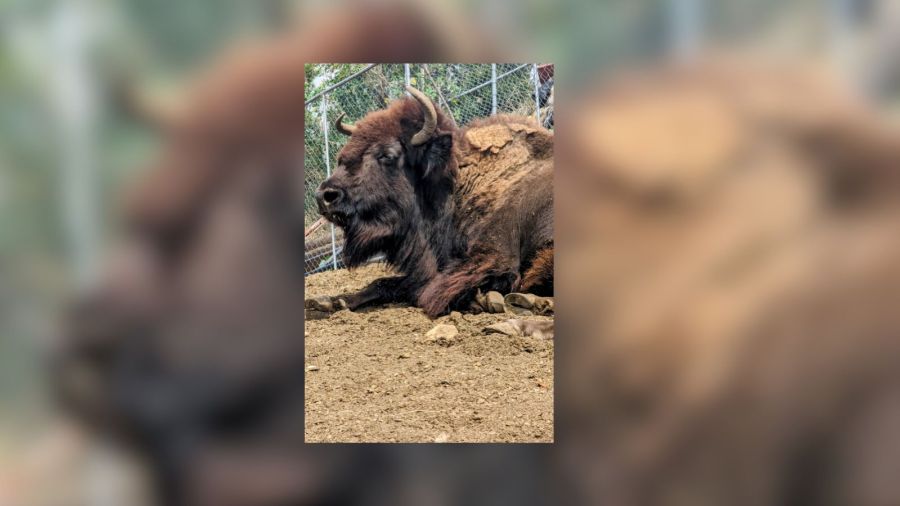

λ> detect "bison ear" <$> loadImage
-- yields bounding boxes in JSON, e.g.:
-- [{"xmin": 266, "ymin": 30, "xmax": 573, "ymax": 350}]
[{"xmin": 420, "ymin": 133, "xmax": 453, "ymax": 180}]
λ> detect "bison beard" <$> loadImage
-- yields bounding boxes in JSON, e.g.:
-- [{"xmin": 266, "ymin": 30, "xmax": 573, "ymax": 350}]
[{"xmin": 313, "ymin": 87, "xmax": 553, "ymax": 318}]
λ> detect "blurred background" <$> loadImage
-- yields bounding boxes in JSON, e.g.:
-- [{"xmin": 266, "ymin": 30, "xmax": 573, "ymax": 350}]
[
  {"xmin": 0, "ymin": 0, "xmax": 295, "ymax": 480},
  {"xmin": 1, "ymin": 0, "xmax": 899, "ymax": 504}
]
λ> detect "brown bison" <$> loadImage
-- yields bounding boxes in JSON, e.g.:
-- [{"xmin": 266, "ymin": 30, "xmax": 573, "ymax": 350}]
[
  {"xmin": 558, "ymin": 61, "xmax": 900, "ymax": 506},
  {"xmin": 307, "ymin": 86, "xmax": 553, "ymax": 318}
]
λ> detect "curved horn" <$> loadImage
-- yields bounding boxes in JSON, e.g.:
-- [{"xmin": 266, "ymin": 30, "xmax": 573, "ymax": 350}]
[
  {"xmin": 113, "ymin": 76, "xmax": 184, "ymax": 130},
  {"xmin": 335, "ymin": 112, "xmax": 357, "ymax": 135},
  {"xmin": 406, "ymin": 85, "xmax": 437, "ymax": 146}
]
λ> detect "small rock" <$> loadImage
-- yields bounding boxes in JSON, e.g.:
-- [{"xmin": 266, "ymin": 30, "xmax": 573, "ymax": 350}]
[
  {"xmin": 434, "ymin": 433, "xmax": 449, "ymax": 443},
  {"xmin": 426, "ymin": 324, "xmax": 458, "ymax": 338},
  {"xmin": 484, "ymin": 291, "xmax": 505, "ymax": 313},
  {"xmin": 485, "ymin": 319, "xmax": 554, "ymax": 339},
  {"xmin": 518, "ymin": 319, "xmax": 554, "ymax": 339},
  {"xmin": 483, "ymin": 321, "xmax": 521, "ymax": 336},
  {"xmin": 398, "ymin": 353, "xmax": 411, "ymax": 359},
  {"xmin": 425, "ymin": 324, "xmax": 460, "ymax": 346},
  {"xmin": 306, "ymin": 365, "xmax": 320, "ymax": 372}
]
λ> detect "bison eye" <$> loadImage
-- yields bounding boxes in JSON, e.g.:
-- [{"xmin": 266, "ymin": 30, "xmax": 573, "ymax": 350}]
[{"xmin": 377, "ymin": 153, "xmax": 397, "ymax": 166}]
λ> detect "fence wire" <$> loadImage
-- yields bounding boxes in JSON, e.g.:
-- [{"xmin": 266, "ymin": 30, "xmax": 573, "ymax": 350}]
[{"xmin": 304, "ymin": 63, "xmax": 553, "ymax": 276}]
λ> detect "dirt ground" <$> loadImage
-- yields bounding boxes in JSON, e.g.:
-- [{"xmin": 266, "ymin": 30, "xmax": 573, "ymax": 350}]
[{"xmin": 304, "ymin": 263, "xmax": 554, "ymax": 443}]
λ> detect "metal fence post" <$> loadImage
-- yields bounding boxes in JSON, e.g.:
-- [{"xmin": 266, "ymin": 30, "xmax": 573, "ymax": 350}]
[
  {"xmin": 321, "ymin": 94, "xmax": 338, "ymax": 270},
  {"xmin": 53, "ymin": 0, "xmax": 99, "ymax": 288},
  {"xmin": 669, "ymin": 0, "xmax": 704, "ymax": 60},
  {"xmin": 533, "ymin": 63, "xmax": 541, "ymax": 123},
  {"xmin": 404, "ymin": 63, "xmax": 411, "ymax": 88},
  {"xmin": 491, "ymin": 63, "xmax": 498, "ymax": 114}
]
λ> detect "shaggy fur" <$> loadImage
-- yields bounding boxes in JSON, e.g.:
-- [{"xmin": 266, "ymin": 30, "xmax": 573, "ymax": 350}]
[{"xmin": 316, "ymin": 96, "xmax": 553, "ymax": 317}]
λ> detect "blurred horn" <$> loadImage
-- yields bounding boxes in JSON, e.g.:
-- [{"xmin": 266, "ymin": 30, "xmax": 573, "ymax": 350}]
[{"xmin": 112, "ymin": 76, "xmax": 184, "ymax": 130}]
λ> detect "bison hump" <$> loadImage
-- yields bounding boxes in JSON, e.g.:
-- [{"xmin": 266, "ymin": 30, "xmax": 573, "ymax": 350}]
[
  {"xmin": 465, "ymin": 124, "xmax": 514, "ymax": 153},
  {"xmin": 463, "ymin": 119, "xmax": 553, "ymax": 161}
]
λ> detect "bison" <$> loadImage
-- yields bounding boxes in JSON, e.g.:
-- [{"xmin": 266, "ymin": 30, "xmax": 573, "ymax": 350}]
[
  {"xmin": 307, "ymin": 86, "xmax": 554, "ymax": 318},
  {"xmin": 557, "ymin": 61, "xmax": 900, "ymax": 506}
]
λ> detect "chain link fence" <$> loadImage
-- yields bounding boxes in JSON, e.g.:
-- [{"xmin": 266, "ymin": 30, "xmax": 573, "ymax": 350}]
[{"xmin": 304, "ymin": 63, "xmax": 553, "ymax": 276}]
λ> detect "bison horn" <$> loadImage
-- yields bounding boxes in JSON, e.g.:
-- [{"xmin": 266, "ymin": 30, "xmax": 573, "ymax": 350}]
[
  {"xmin": 113, "ymin": 75, "xmax": 184, "ymax": 130},
  {"xmin": 406, "ymin": 85, "xmax": 437, "ymax": 146},
  {"xmin": 335, "ymin": 112, "xmax": 357, "ymax": 135}
]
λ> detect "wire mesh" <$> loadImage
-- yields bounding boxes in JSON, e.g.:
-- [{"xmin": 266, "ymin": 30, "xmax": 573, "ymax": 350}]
[{"xmin": 304, "ymin": 63, "xmax": 551, "ymax": 276}]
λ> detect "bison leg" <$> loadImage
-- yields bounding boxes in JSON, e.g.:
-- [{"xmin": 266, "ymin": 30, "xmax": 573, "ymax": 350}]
[
  {"xmin": 504, "ymin": 293, "xmax": 554, "ymax": 315},
  {"xmin": 518, "ymin": 246, "xmax": 553, "ymax": 295},
  {"xmin": 305, "ymin": 276, "xmax": 411, "ymax": 313},
  {"xmin": 418, "ymin": 268, "xmax": 521, "ymax": 318},
  {"xmin": 418, "ymin": 247, "xmax": 554, "ymax": 318}
]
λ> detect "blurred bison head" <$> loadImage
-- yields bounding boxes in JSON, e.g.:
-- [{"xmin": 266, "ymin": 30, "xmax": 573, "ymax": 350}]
[
  {"xmin": 316, "ymin": 86, "xmax": 458, "ymax": 267},
  {"xmin": 48, "ymin": 4, "xmax": 550, "ymax": 504},
  {"xmin": 53, "ymin": 39, "xmax": 316, "ymax": 504}
]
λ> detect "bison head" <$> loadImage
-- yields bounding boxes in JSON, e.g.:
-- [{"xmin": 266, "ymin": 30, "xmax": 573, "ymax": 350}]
[
  {"xmin": 315, "ymin": 86, "xmax": 458, "ymax": 268},
  {"xmin": 53, "ymin": 45, "xmax": 316, "ymax": 503}
]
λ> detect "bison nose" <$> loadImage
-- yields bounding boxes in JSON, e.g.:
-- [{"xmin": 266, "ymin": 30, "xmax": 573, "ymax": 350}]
[
  {"xmin": 322, "ymin": 189, "xmax": 343, "ymax": 204},
  {"xmin": 316, "ymin": 187, "xmax": 344, "ymax": 207},
  {"xmin": 53, "ymin": 293, "xmax": 132, "ymax": 423},
  {"xmin": 65, "ymin": 293, "xmax": 128, "ymax": 354}
]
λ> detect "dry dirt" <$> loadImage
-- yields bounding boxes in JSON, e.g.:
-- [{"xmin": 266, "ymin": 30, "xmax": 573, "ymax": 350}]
[{"xmin": 304, "ymin": 263, "xmax": 554, "ymax": 443}]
